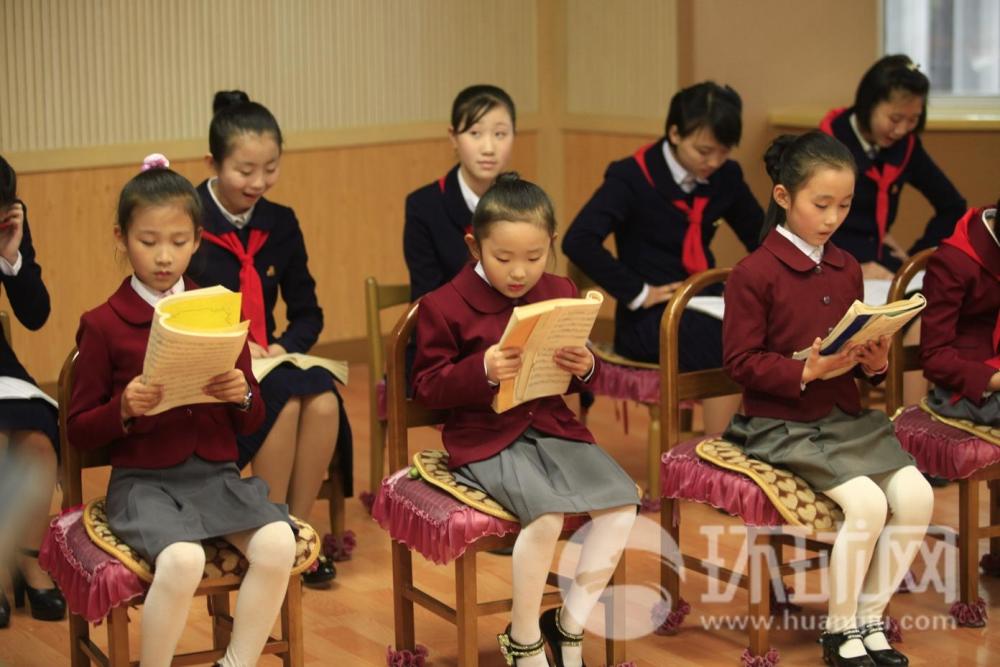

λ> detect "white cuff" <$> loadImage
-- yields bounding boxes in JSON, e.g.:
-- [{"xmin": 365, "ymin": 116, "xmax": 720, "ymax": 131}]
[
  {"xmin": 0, "ymin": 251, "xmax": 22, "ymax": 276},
  {"xmin": 627, "ymin": 283, "xmax": 650, "ymax": 311},
  {"xmin": 485, "ymin": 355, "xmax": 499, "ymax": 387}
]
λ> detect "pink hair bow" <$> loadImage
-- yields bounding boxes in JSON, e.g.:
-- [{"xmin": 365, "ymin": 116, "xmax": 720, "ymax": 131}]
[{"xmin": 141, "ymin": 153, "xmax": 170, "ymax": 171}]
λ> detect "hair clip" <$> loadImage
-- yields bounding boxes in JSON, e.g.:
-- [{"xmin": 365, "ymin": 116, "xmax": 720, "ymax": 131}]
[
  {"xmin": 906, "ymin": 61, "xmax": 920, "ymax": 71},
  {"xmin": 141, "ymin": 153, "xmax": 170, "ymax": 172}
]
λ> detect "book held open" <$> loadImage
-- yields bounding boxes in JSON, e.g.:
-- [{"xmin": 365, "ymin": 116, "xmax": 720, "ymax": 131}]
[
  {"xmin": 791, "ymin": 293, "xmax": 926, "ymax": 380},
  {"xmin": 141, "ymin": 286, "xmax": 249, "ymax": 415},
  {"xmin": 493, "ymin": 291, "xmax": 603, "ymax": 413},
  {"xmin": 252, "ymin": 353, "xmax": 349, "ymax": 386}
]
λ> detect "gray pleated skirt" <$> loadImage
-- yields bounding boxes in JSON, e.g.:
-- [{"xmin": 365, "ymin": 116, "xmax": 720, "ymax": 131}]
[
  {"xmin": 926, "ymin": 386, "xmax": 1000, "ymax": 427},
  {"xmin": 106, "ymin": 455, "xmax": 294, "ymax": 563},
  {"xmin": 452, "ymin": 428, "xmax": 639, "ymax": 524},
  {"xmin": 723, "ymin": 407, "xmax": 915, "ymax": 492}
]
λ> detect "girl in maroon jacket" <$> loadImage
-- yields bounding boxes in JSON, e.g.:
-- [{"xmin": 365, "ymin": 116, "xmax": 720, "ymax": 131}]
[
  {"xmin": 722, "ymin": 133, "xmax": 931, "ymax": 667},
  {"xmin": 921, "ymin": 199, "xmax": 1000, "ymax": 424},
  {"xmin": 412, "ymin": 174, "xmax": 637, "ymax": 667},
  {"xmin": 68, "ymin": 157, "xmax": 296, "ymax": 667}
]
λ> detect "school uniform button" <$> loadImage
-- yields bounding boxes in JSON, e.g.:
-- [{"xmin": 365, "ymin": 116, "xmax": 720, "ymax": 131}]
[
  {"xmin": 828, "ymin": 326, "xmax": 834, "ymax": 333},
  {"xmin": 186, "ymin": 408, "xmax": 193, "ymax": 416},
  {"xmin": 814, "ymin": 265, "xmax": 823, "ymax": 274},
  {"xmin": 821, "ymin": 296, "xmax": 831, "ymax": 305},
  {"xmin": 527, "ymin": 410, "xmax": 534, "ymax": 418}
]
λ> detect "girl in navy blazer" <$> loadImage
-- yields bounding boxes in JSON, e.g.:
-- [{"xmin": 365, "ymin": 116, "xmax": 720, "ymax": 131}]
[
  {"xmin": 188, "ymin": 91, "xmax": 351, "ymax": 585},
  {"xmin": 819, "ymin": 55, "xmax": 966, "ymax": 277},
  {"xmin": 412, "ymin": 175, "xmax": 637, "ymax": 667},
  {"xmin": 563, "ymin": 81, "xmax": 762, "ymax": 433},
  {"xmin": 0, "ymin": 156, "xmax": 65, "ymax": 628},
  {"xmin": 404, "ymin": 85, "xmax": 516, "ymax": 302},
  {"xmin": 68, "ymin": 158, "xmax": 296, "ymax": 667},
  {"xmin": 921, "ymin": 199, "xmax": 1000, "ymax": 424},
  {"xmin": 723, "ymin": 133, "xmax": 930, "ymax": 667}
]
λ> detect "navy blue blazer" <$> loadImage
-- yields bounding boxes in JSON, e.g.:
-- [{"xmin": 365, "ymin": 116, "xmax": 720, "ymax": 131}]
[
  {"xmin": 562, "ymin": 138, "xmax": 762, "ymax": 359},
  {"xmin": 0, "ymin": 203, "xmax": 50, "ymax": 385},
  {"xmin": 821, "ymin": 107, "xmax": 966, "ymax": 271},
  {"xmin": 404, "ymin": 165, "xmax": 474, "ymax": 302},
  {"xmin": 189, "ymin": 182, "xmax": 323, "ymax": 353}
]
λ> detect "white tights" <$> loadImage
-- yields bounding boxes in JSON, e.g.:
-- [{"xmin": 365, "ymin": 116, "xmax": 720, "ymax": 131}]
[
  {"xmin": 509, "ymin": 505, "xmax": 637, "ymax": 667},
  {"xmin": 139, "ymin": 521, "xmax": 296, "ymax": 667},
  {"xmin": 821, "ymin": 466, "xmax": 933, "ymax": 657}
]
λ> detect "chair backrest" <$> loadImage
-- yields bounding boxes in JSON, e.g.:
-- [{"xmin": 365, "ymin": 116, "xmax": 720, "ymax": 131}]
[
  {"xmin": 658, "ymin": 268, "xmax": 741, "ymax": 451},
  {"xmin": 58, "ymin": 348, "xmax": 112, "ymax": 510},
  {"xmin": 885, "ymin": 248, "xmax": 935, "ymax": 414},
  {"xmin": 365, "ymin": 277, "xmax": 411, "ymax": 397},
  {"xmin": 385, "ymin": 301, "xmax": 448, "ymax": 472},
  {"xmin": 0, "ymin": 311, "xmax": 10, "ymax": 347}
]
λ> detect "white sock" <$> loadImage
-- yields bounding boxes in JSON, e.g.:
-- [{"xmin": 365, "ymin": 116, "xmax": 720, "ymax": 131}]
[
  {"xmin": 510, "ymin": 513, "xmax": 563, "ymax": 667},
  {"xmin": 140, "ymin": 542, "xmax": 206, "ymax": 667}
]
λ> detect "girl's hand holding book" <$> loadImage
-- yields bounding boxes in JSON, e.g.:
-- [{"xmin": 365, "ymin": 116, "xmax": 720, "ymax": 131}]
[
  {"xmin": 801, "ymin": 337, "xmax": 858, "ymax": 386},
  {"xmin": 0, "ymin": 201, "xmax": 24, "ymax": 265},
  {"xmin": 486, "ymin": 345, "xmax": 522, "ymax": 383},
  {"xmin": 121, "ymin": 376, "xmax": 164, "ymax": 420},
  {"xmin": 553, "ymin": 346, "xmax": 595, "ymax": 378},
  {"xmin": 266, "ymin": 343, "xmax": 287, "ymax": 357},
  {"xmin": 203, "ymin": 369, "xmax": 250, "ymax": 404},
  {"xmin": 248, "ymin": 341, "xmax": 269, "ymax": 359},
  {"xmin": 855, "ymin": 335, "xmax": 890, "ymax": 375}
]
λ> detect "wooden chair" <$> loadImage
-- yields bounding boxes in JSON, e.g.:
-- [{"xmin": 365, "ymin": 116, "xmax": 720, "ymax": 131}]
[
  {"xmin": 658, "ymin": 268, "xmax": 834, "ymax": 662},
  {"xmin": 364, "ymin": 276, "xmax": 411, "ymax": 496},
  {"xmin": 376, "ymin": 301, "xmax": 626, "ymax": 666},
  {"xmin": 58, "ymin": 349, "xmax": 307, "ymax": 666},
  {"xmin": 887, "ymin": 248, "xmax": 1000, "ymax": 627}
]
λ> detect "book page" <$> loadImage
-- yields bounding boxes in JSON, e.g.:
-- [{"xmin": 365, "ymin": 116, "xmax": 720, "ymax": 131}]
[
  {"xmin": 142, "ymin": 287, "xmax": 250, "ymax": 415},
  {"xmin": 251, "ymin": 353, "xmax": 349, "ymax": 385}
]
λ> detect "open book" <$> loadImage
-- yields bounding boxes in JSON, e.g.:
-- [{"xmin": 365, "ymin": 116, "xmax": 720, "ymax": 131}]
[
  {"xmin": 252, "ymin": 353, "xmax": 349, "ymax": 385},
  {"xmin": 142, "ymin": 286, "xmax": 249, "ymax": 415},
  {"xmin": 493, "ymin": 291, "xmax": 604, "ymax": 413},
  {"xmin": 791, "ymin": 293, "xmax": 926, "ymax": 379}
]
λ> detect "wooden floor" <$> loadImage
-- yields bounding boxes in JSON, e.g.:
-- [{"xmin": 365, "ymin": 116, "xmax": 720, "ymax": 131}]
[{"xmin": 2, "ymin": 364, "xmax": 999, "ymax": 666}]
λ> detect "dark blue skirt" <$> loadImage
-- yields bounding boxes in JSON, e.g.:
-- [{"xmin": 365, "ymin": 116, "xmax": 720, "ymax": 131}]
[
  {"xmin": 237, "ymin": 365, "xmax": 353, "ymax": 497},
  {"xmin": 0, "ymin": 398, "xmax": 59, "ymax": 457}
]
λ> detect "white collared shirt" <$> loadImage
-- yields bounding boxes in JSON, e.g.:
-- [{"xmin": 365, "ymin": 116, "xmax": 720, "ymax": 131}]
[
  {"xmin": 207, "ymin": 178, "xmax": 256, "ymax": 230},
  {"xmin": 456, "ymin": 169, "xmax": 481, "ymax": 214},
  {"xmin": 130, "ymin": 274, "xmax": 185, "ymax": 308},
  {"xmin": 0, "ymin": 252, "xmax": 22, "ymax": 276},
  {"xmin": 776, "ymin": 224, "xmax": 824, "ymax": 264},
  {"xmin": 848, "ymin": 113, "xmax": 878, "ymax": 160},
  {"xmin": 983, "ymin": 208, "xmax": 999, "ymax": 245}
]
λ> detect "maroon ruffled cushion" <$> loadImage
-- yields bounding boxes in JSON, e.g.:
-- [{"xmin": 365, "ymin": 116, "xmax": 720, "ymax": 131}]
[
  {"xmin": 39, "ymin": 506, "xmax": 147, "ymax": 623},
  {"xmin": 372, "ymin": 469, "xmax": 591, "ymax": 565},
  {"xmin": 894, "ymin": 406, "xmax": 1000, "ymax": 481},
  {"xmin": 660, "ymin": 437, "xmax": 785, "ymax": 527},
  {"xmin": 588, "ymin": 363, "xmax": 660, "ymax": 404}
]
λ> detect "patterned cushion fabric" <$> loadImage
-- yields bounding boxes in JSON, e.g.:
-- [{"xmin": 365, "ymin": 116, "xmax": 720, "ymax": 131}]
[
  {"xmin": 411, "ymin": 450, "xmax": 518, "ymax": 522},
  {"xmin": 918, "ymin": 397, "xmax": 1000, "ymax": 446},
  {"xmin": 894, "ymin": 405, "xmax": 1000, "ymax": 480},
  {"xmin": 588, "ymin": 342, "xmax": 660, "ymax": 405},
  {"xmin": 82, "ymin": 498, "xmax": 320, "ymax": 583}
]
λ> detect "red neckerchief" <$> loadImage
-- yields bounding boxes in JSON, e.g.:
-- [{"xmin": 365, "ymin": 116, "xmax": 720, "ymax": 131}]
[
  {"xmin": 633, "ymin": 144, "xmax": 710, "ymax": 275},
  {"xmin": 200, "ymin": 229, "xmax": 270, "ymax": 346},
  {"xmin": 820, "ymin": 107, "xmax": 915, "ymax": 260},
  {"xmin": 941, "ymin": 207, "xmax": 1000, "ymax": 373}
]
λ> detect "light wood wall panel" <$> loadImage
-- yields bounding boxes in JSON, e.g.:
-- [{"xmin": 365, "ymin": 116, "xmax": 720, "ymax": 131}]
[
  {"xmin": 565, "ymin": 0, "xmax": 677, "ymax": 118},
  {"xmin": 0, "ymin": 0, "xmax": 538, "ymax": 154},
  {"xmin": 8, "ymin": 133, "xmax": 538, "ymax": 386}
]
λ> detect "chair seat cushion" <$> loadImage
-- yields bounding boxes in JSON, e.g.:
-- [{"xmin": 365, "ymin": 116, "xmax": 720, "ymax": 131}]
[
  {"xmin": 589, "ymin": 343, "xmax": 660, "ymax": 404},
  {"xmin": 894, "ymin": 405, "xmax": 1000, "ymax": 480},
  {"xmin": 40, "ymin": 500, "xmax": 321, "ymax": 623},
  {"xmin": 661, "ymin": 437, "xmax": 842, "ymax": 531},
  {"xmin": 411, "ymin": 450, "xmax": 518, "ymax": 522}
]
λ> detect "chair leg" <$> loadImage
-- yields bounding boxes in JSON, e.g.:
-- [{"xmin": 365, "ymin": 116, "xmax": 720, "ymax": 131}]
[
  {"xmin": 604, "ymin": 557, "xmax": 627, "ymax": 665},
  {"xmin": 989, "ymin": 479, "xmax": 1000, "ymax": 559},
  {"xmin": 661, "ymin": 498, "xmax": 681, "ymax": 612},
  {"xmin": 106, "ymin": 605, "xmax": 131, "ymax": 667},
  {"xmin": 391, "ymin": 540, "xmax": 416, "ymax": 651},
  {"xmin": 455, "ymin": 552, "xmax": 479, "ymax": 667},
  {"xmin": 280, "ymin": 575, "xmax": 305, "ymax": 667},
  {"xmin": 369, "ymin": 419, "xmax": 387, "ymax": 494},
  {"xmin": 208, "ymin": 591, "xmax": 232, "ymax": 651},
  {"xmin": 646, "ymin": 403, "xmax": 661, "ymax": 500},
  {"xmin": 327, "ymin": 455, "xmax": 346, "ymax": 537},
  {"xmin": 958, "ymin": 479, "xmax": 981, "ymax": 604},
  {"xmin": 747, "ymin": 529, "xmax": 771, "ymax": 657},
  {"xmin": 68, "ymin": 613, "xmax": 90, "ymax": 667}
]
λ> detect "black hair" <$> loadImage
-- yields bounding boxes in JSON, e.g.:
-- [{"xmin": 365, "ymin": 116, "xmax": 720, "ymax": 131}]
[
  {"xmin": 209, "ymin": 90, "xmax": 284, "ymax": 163},
  {"xmin": 117, "ymin": 166, "xmax": 202, "ymax": 236},
  {"xmin": 0, "ymin": 155, "xmax": 16, "ymax": 208},
  {"xmin": 665, "ymin": 81, "xmax": 743, "ymax": 148},
  {"xmin": 471, "ymin": 172, "xmax": 556, "ymax": 242},
  {"xmin": 760, "ymin": 131, "xmax": 857, "ymax": 240},
  {"xmin": 854, "ymin": 54, "xmax": 929, "ymax": 135},
  {"xmin": 451, "ymin": 85, "xmax": 516, "ymax": 135}
]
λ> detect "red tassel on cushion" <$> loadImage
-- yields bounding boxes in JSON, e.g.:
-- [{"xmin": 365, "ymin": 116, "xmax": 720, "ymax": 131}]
[
  {"xmin": 883, "ymin": 615, "xmax": 902, "ymax": 644},
  {"xmin": 950, "ymin": 598, "xmax": 988, "ymax": 627},
  {"xmin": 323, "ymin": 530, "xmax": 357, "ymax": 562},
  {"xmin": 652, "ymin": 597, "xmax": 691, "ymax": 635},
  {"xmin": 385, "ymin": 644, "xmax": 428, "ymax": 667},
  {"xmin": 360, "ymin": 490, "xmax": 377, "ymax": 515},
  {"xmin": 740, "ymin": 648, "xmax": 780, "ymax": 666}
]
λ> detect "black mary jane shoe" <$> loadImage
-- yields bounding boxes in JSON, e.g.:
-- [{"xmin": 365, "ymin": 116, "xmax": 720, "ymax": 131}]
[
  {"xmin": 0, "ymin": 590, "xmax": 10, "ymax": 629},
  {"xmin": 301, "ymin": 554, "xmax": 337, "ymax": 588},
  {"xmin": 13, "ymin": 549, "xmax": 66, "ymax": 621},
  {"xmin": 540, "ymin": 607, "xmax": 585, "ymax": 667},
  {"xmin": 497, "ymin": 624, "xmax": 547, "ymax": 666},
  {"xmin": 859, "ymin": 620, "xmax": 908, "ymax": 666},
  {"xmin": 819, "ymin": 628, "xmax": 877, "ymax": 667}
]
